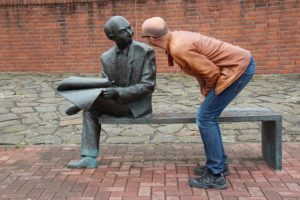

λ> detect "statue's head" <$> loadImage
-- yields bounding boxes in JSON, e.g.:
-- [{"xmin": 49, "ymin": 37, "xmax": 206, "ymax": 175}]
[{"xmin": 104, "ymin": 16, "xmax": 134, "ymax": 50}]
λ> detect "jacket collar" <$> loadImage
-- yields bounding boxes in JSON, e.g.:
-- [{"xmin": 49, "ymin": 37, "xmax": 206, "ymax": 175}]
[{"xmin": 166, "ymin": 33, "xmax": 174, "ymax": 66}]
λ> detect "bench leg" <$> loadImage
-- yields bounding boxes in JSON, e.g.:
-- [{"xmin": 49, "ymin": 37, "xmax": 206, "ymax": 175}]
[{"xmin": 261, "ymin": 120, "xmax": 282, "ymax": 170}]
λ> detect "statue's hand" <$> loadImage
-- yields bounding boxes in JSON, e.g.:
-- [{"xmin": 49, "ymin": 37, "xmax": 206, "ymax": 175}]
[{"xmin": 102, "ymin": 88, "xmax": 119, "ymax": 99}]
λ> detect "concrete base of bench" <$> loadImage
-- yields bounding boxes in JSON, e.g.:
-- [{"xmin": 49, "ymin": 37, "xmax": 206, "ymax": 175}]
[{"xmin": 99, "ymin": 108, "xmax": 282, "ymax": 170}]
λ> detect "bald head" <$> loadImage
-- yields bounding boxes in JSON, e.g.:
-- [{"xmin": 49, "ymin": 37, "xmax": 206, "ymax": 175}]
[{"xmin": 141, "ymin": 17, "xmax": 168, "ymax": 38}]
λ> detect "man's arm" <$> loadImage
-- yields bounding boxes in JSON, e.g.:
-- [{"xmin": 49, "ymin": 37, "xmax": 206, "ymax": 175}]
[{"xmin": 173, "ymin": 47, "xmax": 220, "ymax": 96}]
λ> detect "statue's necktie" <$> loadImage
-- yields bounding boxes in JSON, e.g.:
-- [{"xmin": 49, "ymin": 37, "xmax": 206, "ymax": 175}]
[{"xmin": 117, "ymin": 51, "xmax": 128, "ymax": 87}]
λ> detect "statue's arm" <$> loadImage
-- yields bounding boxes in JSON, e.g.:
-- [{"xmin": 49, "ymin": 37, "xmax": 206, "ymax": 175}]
[
  {"xmin": 116, "ymin": 49, "xmax": 156, "ymax": 103},
  {"xmin": 100, "ymin": 57, "xmax": 109, "ymax": 80}
]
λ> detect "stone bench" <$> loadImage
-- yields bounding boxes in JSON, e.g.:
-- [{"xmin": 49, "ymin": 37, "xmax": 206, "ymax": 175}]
[{"xmin": 99, "ymin": 108, "xmax": 282, "ymax": 170}]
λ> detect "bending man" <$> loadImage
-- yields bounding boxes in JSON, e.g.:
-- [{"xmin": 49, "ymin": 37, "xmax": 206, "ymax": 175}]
[{"xmin": 141, "ymin": 17, "xmax": 255, "ymax": 189}]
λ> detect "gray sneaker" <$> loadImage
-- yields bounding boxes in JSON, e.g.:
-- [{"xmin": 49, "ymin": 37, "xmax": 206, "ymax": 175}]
[
  {"xmin": 188, "ymin": 172, "xmax": 227, "ymax": 190},
  {"xmin": 194, "ymin": 163, "xmax": 229, "ymax": 176}
]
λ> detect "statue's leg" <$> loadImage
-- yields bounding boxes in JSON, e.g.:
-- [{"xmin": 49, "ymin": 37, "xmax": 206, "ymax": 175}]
[
  {"xmin": 67, "ymin": 110, "xmax": 99, "ymax": 169},
  {"xmin": 81, "ymin": 110, "xmax": 101, "ymax": 157},
  {"xmin": 67, "ymin": 97, "xmax": 131, "ymax": 169},
  {"xmin": 90, "ymin": 96, "xmax": 132, "ymax": 116},
  {"xmin": 65, "ymin": 104, "xmax": 81, "ymax": 115}
]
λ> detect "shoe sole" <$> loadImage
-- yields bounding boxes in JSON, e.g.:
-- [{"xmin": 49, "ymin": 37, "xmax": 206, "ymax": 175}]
[
  {"xmin": 194, "ymin": 169, "xmax": 230, "ymax": 176},
  {"xmin": 188, "ymin": 179, "xmax": 228, "ymax": 190}
]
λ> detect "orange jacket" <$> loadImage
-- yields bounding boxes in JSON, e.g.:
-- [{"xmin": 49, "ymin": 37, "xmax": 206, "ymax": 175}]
[{"xmin": 166, "ymin": 31, "xmax": 251, "ymax": 96}]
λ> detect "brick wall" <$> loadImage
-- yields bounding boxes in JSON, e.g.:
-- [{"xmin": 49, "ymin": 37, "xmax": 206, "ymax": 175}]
[{"xmin": 0, "ymin": 0, "xmax": 299, "ymax": 74}]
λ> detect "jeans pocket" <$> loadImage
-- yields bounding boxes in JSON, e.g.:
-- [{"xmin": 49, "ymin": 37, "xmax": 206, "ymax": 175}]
[{"xmin": 245, "ymin": 57, "xmax": 256, "ymax": 75}]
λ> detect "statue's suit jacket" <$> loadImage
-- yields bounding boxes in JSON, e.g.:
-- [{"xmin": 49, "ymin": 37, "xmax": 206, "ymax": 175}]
[{"xmin": 100, "ymin": 41, "xmax": 156, "ymax": 118}]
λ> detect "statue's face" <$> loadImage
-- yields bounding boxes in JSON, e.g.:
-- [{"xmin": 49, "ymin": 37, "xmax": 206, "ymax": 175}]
[{"xmin": 110, "ymin": 19, "xmax": 133, "ymax": 50}]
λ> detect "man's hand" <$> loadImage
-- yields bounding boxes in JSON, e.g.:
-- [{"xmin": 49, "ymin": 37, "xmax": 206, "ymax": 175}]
[{"xmin": 102, "ymin": 88, "xmax": 119, "ymax": 99}]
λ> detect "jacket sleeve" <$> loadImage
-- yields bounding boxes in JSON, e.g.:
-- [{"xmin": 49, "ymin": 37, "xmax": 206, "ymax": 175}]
[
  {"xmin": 116, "ymin": 49, "xmax": 156, "ymax": 103},
  {"xmin": 174, "ymin": 48, "xmax": 220, "ymax": 96},
  {"xmin": 100, "ymin": 56, "xmax": 109, "ymax": 79}
]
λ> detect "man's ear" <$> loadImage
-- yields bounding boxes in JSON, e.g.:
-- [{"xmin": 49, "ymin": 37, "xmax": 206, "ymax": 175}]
[{"xmin": 149, "ymin": 37, "xmax": 157, "ymax": 45}]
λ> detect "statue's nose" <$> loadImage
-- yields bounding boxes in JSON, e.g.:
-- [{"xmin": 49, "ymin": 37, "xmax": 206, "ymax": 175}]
[{"xmin": 127, "ymin": 28, "xmax": 134, "ymax": 36}]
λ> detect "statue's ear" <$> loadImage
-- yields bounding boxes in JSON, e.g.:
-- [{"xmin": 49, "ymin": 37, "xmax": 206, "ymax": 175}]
[{"xmin": 108, "ymin": 34, "xmax": 114, "ymax": 40}]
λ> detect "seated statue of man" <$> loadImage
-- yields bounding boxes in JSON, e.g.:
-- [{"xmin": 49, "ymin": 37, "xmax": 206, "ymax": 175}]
[{"xmin": 65, "ymin": 16, "xmax": 156, "ymax": 168}]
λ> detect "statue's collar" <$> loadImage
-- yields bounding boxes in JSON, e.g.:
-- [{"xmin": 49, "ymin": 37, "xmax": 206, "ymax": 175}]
[{"xmin": 116, "ymin": 46, "xmax": 129, "ymax": 55}]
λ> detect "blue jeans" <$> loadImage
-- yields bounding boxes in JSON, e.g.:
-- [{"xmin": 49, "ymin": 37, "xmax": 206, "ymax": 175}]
[{"xmin": 196, "ymin": 57, "xmax": 256, "ymax": 175}]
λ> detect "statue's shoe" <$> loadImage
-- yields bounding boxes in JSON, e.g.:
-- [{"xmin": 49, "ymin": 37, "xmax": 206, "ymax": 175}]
[
  {"xmin": 65, "ymin": 105, "xmax": 81, "ymax": 115},
  {"xmin": 67, "ymin": 157, "xmax": 97, "ymax": 169}
]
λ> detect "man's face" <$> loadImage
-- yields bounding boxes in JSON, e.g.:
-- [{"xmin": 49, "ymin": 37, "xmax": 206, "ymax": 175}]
[
  {"xmin": 143, "ymin": 36, "xmax": 156, "ymax": 47},
  {"xmin": 110, "ymin": 20, "xmax": 133, "ymax": 50}
]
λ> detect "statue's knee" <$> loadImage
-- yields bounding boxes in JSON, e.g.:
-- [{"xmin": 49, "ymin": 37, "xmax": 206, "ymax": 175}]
[{"xmin": 83, "ymin": 110, "xmax": 99, "ymax": 120}]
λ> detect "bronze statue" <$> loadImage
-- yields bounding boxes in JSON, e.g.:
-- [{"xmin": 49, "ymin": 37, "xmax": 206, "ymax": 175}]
[{"xmin": 58, "ymin": 16, "xmax": 156, "ymax": 168}]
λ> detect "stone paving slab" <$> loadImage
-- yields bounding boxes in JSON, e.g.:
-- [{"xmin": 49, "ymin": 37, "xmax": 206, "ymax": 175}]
[
  {"xmin": 0, "ymin": 143, "xmax": 300, "ymax": 199},
  {"xmin": 0, "ymin": 73, "xmax": 299, "ymax": 145}
]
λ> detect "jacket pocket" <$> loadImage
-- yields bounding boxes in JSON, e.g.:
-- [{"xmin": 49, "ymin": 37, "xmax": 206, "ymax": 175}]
[{"xmin": 220, "ymin": 68, "xmax": 233, "ymax": 78}]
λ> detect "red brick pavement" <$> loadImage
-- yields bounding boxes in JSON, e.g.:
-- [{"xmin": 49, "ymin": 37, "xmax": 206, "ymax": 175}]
[{"xmin": 0, "ymin": 143, "xmax": 300, "ymax": 200}]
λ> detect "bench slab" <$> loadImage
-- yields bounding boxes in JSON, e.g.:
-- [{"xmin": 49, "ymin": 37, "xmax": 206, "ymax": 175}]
[
  {"xmin": 99, "ymin": 107, "xmax": 282, "ymax": 170},
  {"xmin": 99, "ymin": 108, "xmax": 282, "ymax": 124}
]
